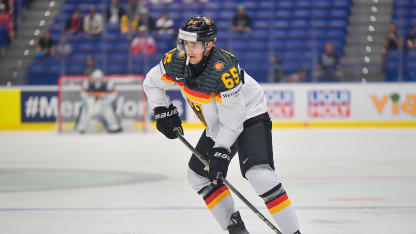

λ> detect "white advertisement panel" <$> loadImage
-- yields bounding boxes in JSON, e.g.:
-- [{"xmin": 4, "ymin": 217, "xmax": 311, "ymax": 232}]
[
  {"xmin": 185, "ymin": 83, "xmax": 416, "ymax": 126},
  {"xmin": 262, "ymin": 83, "xmax": 416, "ymax": 123},
  {"xmin": 358, "ymin": 84, "xmax": 416, "ymax": 120}
]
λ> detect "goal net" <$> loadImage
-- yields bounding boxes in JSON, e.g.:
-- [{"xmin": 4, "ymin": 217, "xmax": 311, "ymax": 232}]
[{"xmin": 57, "ymin": 75, "xmax": 149, "ymax": 133}]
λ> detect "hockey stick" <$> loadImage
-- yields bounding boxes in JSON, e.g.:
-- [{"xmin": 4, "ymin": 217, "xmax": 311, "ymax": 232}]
[{"xmin": 174, "ymin": 129, "xmax": 282, "ymax": 234}]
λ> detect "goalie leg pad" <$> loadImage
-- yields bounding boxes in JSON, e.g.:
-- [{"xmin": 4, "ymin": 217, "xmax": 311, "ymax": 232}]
[
  {"xmin": 101, "ymin": 103, "xmax": 122, "ymax": 132},
  {"xmin": 75, "ymin": 105, "xmax": 91, "ymax": 133},
  {"xmin": 187, "ymin": 167, "xmax": 236, "ymax": 230}
]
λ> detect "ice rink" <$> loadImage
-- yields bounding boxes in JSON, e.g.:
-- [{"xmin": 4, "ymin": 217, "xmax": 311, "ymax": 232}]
[{"xmin": 0, "ymin": 128, "xmax": 415, "ymax": 234}]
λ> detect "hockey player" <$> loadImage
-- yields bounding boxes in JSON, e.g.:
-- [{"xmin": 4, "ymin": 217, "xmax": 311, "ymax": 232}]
[
  {"xmin": 143, "ymin": 16, "xmax": 301, "ymax": 234},
  {"xmin": 75, "ymin": 69, "xmax": 122, "ymax": 134}
]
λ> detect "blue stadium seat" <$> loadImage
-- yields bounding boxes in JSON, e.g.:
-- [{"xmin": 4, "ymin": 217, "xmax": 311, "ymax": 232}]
[
  {"xmin": 26, "ymin": 0, "xmax": 352, "ymax": 83},
  {"xmin": 291, "ymin": 19, "xmax": 308, "ymax": 28},
  {"xmin": 251, "ymin": 30, "xmax": 269, "ymax": 39},
  {"xmin": 328, "ymin": 19, "xmax": 348, "ymax": 28},
  {"xmin": 253, "ymin": 20, "xmax": 270, "ymax": 29},
  {"xmin": 276, "ymin": 1, "xmax": 295, "ymax": 9},
  {"xmin": 78, "ymin": 43, "xmax": 96, "ymax": 53},
  {"xmin": 258, "ymin": 1, "xmax": 274, "ymax": 9},
  {"xmin": 311, "ymin": 9, "xmax": 328, "ymax": 18},
  {"xmin": 67, "ymin": 63, "xmax": 84, "ymax": 75},
  {"xmin": 296, "ymin": 1, "xmax": 312, "ymax": 8},
  {"xmin": 329, "ymin": 9, "xmax": 349, "ymax": 18},
  {"xmin": 289, "ymin": 29, "xmax": 308, "ymax": 38},
  {"xmin": 222, "ymin": 1, "xmax": 237, "ymax": 10},
  {"xmin": 326, "ymin": 29, "xmax": 347, "ymax": 38},
  {"xmin": 273, "ymin": 20, "xmax": 290, "ymax": 29},
  {"xmin": 333, "ymin": 0, "xmax": 351, "ymax": 8},
  {"xmin": 204, "ymin": 2, "xmax": 221, "ymax": 10},
  {"xmin": 275, "ymin": 10, "xmax": 292, "ymax": 19},
  {"xmin": 315, "ymin": 1, "xmax": 331, "ymax": 8},
  {"xmin": 270, "ymin": 29, "xmax": 289, "ymax": 39},
  {"xmin": 311, "ymin": 19, "xmax": 328, "ymax": 28},
  {"xmin": 255, "ymin": 10, "xmax": 273, "ymax": 19},
  {"xmin": 293, "ymin": 9, "xmax": 310, "ymax": 18}
]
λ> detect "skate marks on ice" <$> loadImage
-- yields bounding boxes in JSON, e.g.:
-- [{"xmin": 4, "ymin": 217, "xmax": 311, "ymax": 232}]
[{"xmin": 0, "ymin": 168, "xmax": 166, "ymax": 193}]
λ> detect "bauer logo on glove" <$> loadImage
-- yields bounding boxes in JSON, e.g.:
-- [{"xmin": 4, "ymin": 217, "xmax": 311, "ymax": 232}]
[
  {"xmin": 153, "ymin": 104, "xmax": 183, "ymax": 139},
  {"xmin": 154, "ymin": 107, "xmax": 179, "ymax": 120},
  {"xmin": 213, "ymin": 152, "xmax": 231, "ymax": 161}
]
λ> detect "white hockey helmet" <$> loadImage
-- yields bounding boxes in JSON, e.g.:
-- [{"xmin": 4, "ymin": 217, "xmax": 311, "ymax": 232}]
[{"xmin": 91, "ymin": 69, "xmax": 104, "ymax": 80}]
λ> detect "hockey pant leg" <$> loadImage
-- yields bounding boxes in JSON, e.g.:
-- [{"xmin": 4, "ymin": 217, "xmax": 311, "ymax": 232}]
[
  {"xmin": 237, "ymin": 113, "xmax": 300, "ymax": 234},
  {"xmin": 187, "ymin": 131, "xmax": 237, "ymax": 230}
]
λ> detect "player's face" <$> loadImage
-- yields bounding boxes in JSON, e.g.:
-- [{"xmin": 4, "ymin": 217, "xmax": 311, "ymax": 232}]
[{"xmin": 184, "ymin": 41, "xmax": 204, "ymax": 64}]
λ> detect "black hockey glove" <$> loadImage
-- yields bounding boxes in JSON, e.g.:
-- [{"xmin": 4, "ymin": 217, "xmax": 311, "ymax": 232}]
[
  {"xmin": 208, "ymin": 147, "xmax": 232, "ymax": 183},
  {"xmin": 154, "ymin": 104, "xmax": 183, "ymax": 139}
]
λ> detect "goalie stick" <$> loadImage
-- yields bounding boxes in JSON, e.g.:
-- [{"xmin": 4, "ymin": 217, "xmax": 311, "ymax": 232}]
[{"xmin": 174, "ymin": 129, "xmax": 282, "ymax": 234}]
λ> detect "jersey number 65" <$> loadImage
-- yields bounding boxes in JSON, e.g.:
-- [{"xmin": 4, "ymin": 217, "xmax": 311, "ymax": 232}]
[{"xmin": 222, "ymin": 67, "xmax": 239, "ymax": 89}]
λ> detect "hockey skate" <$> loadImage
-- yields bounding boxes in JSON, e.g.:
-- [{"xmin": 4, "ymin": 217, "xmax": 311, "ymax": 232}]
[{"xmin": 227, "ymin": 211, "xmax": 249, "ymax": 234}]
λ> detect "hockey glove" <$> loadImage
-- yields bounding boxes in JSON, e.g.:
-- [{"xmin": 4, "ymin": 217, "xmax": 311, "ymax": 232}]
[
  {"xmin": 208, "ymin": 147, "xmax": 232, "ymax": 183},
  {"xmin": 154, "ymin": 104, "xmax": 183, "ymax": 139}
]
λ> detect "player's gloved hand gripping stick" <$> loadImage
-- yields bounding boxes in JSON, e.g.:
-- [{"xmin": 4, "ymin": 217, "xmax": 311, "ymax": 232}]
[
  {"xmin": 154, "ymin": 104, "xmax": 183, "ymax": 139},
  {"xmin": 207, "ymin": 147, "xmax": 232, "ymax": 183},
  {"xmin": 173, "ymin": 128, "xmax": 282, "ymax": 234}
]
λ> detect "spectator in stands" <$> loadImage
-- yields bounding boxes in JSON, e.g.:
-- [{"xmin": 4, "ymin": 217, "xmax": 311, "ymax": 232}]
[
  {"xmin": 120, "ymin": 3, "xmax": 136, "ymax": 34},
  {"xmin": 130, "ymin": 26, "xmax": 156, "ymax": 55},
  {"xmin": 316, "ymin": 42, "xmax": 341, "ymax": 82},
  {"xmin": 136, "ymin": 7, "xmax": 155, "ymax": 32},
  {"xmin": 407, "ymin": 25, "xmax": 416, "ymax": 50},
  {"xmin": 121, "ymin": 6, "xmax": 155, "ymax": 34},
  {"xmin": 65, "ymin": 8, "xmax": 83, "ymax": 35},
  {"xmin": 284, "ymin": 68, "xmax": 307, "ymax": 83},
  {"xmin": 56, "ymin": 36, "xmax": 72, "ymax": 58},
  {"xmin": 382, "ymin": 24, "xmax": 401, "ymax": 62},
  {"xmin": 56, "ymin": 36, "xmax": 71, "ymax": 75},
  {"xmin": 83, "ymin": 55, "xmax": 96, "ymax": 75},
  {"xmin": 35, "ymin": 32, "xmax": 56, "ymax": 59},
  {"xmin": 83, "ymin": 6, "xmax": 104, "ymax": 36},
  {"xmin": 0, "ymin": 4, "xmax": 12, "ymax": 44},
  {"xmin": 155, "ymin": 12, "xmax": 174, "ymax": 34},
  {"xmin": 267, "ymin": 54, "xmax": 284, "ymax": 82},
  {"xmin": 106, "ymin": 0, "xmax": 125, "ymax": 25},
  {"xmin": 0, "ymin": 0, "xmax": 13, "ymax": 16},
  {"xmin": 231, "ymin": 4, "xmax": 251, "ymax": 32}
]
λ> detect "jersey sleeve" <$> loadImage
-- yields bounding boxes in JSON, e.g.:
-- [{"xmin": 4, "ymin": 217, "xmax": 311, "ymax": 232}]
[
  {"xmin": 213, "ymin": 64, "xmax": 245, "ymax": 150},
  {"xmin": 143, "ymin": 60, "xmax": 177, "ymax": 111}
]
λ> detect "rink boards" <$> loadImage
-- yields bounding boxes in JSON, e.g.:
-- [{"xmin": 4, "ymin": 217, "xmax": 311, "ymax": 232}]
[{"xmin": 0, "ymin": 82, "xmax": 415, "ymax": 130}]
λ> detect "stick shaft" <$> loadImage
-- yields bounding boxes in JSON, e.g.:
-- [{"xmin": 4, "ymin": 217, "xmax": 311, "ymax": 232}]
[{"xmin": 175, "ymin": 133, "xmax": 282, "ymax": 234}]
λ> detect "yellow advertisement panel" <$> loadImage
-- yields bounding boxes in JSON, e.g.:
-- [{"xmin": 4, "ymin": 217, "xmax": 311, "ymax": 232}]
[{"xmin": 0, "ymin": 89, "xmax": 21, "ymax": 128}]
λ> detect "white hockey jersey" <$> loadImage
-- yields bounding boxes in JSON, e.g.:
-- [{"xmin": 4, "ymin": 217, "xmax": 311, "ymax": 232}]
[{"xmin": 143, "ymin": 48, "xmax": 268, "ymax": 150}]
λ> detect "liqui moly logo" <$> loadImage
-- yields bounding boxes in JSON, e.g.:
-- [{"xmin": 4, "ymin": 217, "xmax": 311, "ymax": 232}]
[
  {"xmin": 307, "ymin": 89, "xmax": 351, "ymax": 118},
  {"xmin": 265, "ymin": 90, "xmax": 294, "ymax": 119}
]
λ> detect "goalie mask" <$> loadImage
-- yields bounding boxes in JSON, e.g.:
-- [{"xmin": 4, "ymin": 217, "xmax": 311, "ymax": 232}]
[
  {"xmin": 91, "ymin": 69, "xmax": 104, "ymax": 88},
  {"xmin": 177, "ymin": 16, "xmax": 217, "ymax": 53}
]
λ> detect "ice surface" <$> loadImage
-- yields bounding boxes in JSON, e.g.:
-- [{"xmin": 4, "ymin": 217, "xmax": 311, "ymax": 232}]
[{"xmin": 0, "ymin": 129, "xmax": 415, "ymax": 234}]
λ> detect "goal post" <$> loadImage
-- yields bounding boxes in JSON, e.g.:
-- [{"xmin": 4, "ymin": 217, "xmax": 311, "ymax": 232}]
[{"xmin": 57, "ymin": 75, "xmax": 149, "ymax": 133}]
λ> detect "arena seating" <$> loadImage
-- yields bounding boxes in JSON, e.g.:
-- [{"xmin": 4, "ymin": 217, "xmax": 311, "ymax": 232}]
[
  {"xmin": 26, "ymin": 0, "xmax": 351, "ymax": 84},
  {"xmin": 387, "ymin": 0, "xmax": 416, "ymax": 81}
]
